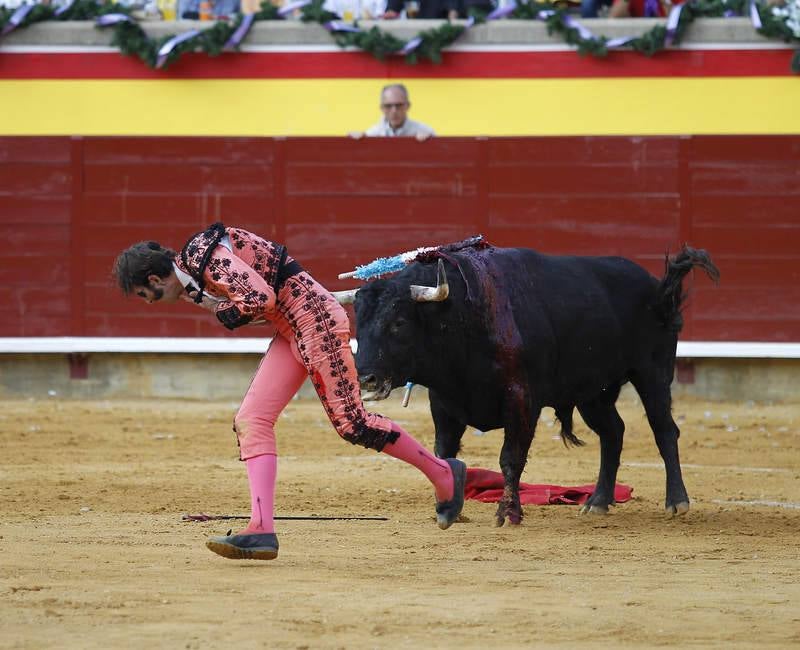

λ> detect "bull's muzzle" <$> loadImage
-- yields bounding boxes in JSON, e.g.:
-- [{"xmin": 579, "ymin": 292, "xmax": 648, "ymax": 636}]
[{"xmin": 358, "ymin": 374, "xmax": 393, "ymax": 401}]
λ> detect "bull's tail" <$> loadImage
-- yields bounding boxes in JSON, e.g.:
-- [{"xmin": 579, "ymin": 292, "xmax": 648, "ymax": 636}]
[
  {"xmin": 555, "ymin": 406, "xmax": 585, "ymax": 448},
  {"xmin": 654, "ymin": 245, "xmax": 720, "ymax": 333}
]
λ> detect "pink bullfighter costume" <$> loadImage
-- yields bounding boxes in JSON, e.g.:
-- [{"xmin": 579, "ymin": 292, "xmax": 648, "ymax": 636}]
[{"xmin": 175, "ymin": 223, "xmax": 465, "ymax": 559}]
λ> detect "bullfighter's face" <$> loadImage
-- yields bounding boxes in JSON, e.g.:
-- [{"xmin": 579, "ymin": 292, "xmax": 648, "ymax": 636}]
[
  {"xmin": 133, "ymin": 272, "xmax": 185, "ymax": 304},
  {"xmin": 133, "ymin": 285, "xmax": 163, "ymax": 304}
]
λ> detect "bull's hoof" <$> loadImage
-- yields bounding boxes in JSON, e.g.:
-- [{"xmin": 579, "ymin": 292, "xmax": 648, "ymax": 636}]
[
  {"xmin": 494, "ymin": 506, "xmax": 522, "ymax": 527},
  {"xmin": 494, "ymin": 515, "xmax": 522, "ymax": 527},
  {"xmin": 665, "ymin": 501, "xmax": 690, "ymax": 518},
  {"xmin": 578, "ymin": 503, "xmax": 609, "ymax": 516}
]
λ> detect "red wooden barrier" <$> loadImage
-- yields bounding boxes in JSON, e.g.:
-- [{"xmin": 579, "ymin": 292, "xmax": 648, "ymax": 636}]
[{"xmin": 1, "ymin": 135, "xmax": 798, "ymax": 341}]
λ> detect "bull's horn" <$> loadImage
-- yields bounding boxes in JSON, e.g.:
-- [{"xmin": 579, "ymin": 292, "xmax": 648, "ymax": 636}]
[
  {"xmin": 331, "ymin": 289, "xmax": 359, "ymax": 304},
  {"xmin": 410, "ymin": 259, "xmax": 449, "ymax": 302}
]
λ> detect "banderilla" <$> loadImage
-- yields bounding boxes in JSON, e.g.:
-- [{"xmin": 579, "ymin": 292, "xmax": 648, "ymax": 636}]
[{"xmin": 182, "ymin": 513, "xmax": 388, "ymax": 522}]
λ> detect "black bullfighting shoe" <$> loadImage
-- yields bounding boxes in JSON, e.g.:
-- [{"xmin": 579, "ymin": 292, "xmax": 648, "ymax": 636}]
[
  {"xmin": 435, "ymin": 458, "xmax": 467, "ymax": 530},
  {"xmin": 205, "ymin": 531, "xmax": 279, "ymax": 560}
]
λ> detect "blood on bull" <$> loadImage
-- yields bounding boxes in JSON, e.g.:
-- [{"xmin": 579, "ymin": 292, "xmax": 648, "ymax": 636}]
[{"xmin": 334, "ymin": 238, "xmax": 720, "ymax": 527}]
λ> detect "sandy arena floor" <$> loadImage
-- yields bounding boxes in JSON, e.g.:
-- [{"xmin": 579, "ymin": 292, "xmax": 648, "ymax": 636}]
[{"xmin": 1, "ymin": 393, "xmax": 799, "ymax": 649}]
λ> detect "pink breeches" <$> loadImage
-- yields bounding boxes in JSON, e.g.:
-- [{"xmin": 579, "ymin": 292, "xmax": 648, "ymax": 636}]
[
  {"xmin": 234, "ymin": 272, "xmax": 397, "ymax": 459},
  {"xmin": 234, "ymin": 335, "xmax": 307, "ymax": 458}
]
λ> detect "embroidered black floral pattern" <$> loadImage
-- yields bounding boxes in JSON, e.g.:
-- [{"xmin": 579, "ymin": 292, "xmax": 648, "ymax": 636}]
[
  {"xmin": 182, "ymin": 225, "xmax": 284, "ymax": 293},
  {"xmin": 216, "ymin": 305, "xmax": 252, "ymax": 330},
  {"xmin": 178, "ymin": 224, "xmax": 397, "ymax": 450},
  {"xmin": 279, "ymin": 274, "xmax": 399, "ymax": 452},
  {"xmin": 178, "ymin": 224, "xmax": 288, "ymax": 329},
  {"xmin": 229, "ymin": 228, "xmax": 282, "ymax": 288}
]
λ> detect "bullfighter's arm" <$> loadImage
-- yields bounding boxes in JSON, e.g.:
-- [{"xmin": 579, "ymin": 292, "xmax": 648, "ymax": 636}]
[{"xmin": 201, "ymin": 247, "xmax": 277, "ymax": 330}]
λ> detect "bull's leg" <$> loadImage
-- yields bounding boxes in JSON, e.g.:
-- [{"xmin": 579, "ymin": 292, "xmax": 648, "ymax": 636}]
[
  {"xmin": 631, "ymin": 371, "xmax": 689, "ymax": 517},
  {"xmin": 577, "ymin": 389, "xmax": 624, "ymax": 515},
  {"xmin": 496, "ymin": 390, "xmax": 539, "ymax": 527},
  {"xmin": 429, "ymin": 390, "xmax": 467, "ymax": 459}
]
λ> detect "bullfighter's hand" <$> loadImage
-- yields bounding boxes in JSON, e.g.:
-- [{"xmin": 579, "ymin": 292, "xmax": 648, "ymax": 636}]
[{"xmin": 182, "ymin": 291, "xmax": 218, "ymax": 312}]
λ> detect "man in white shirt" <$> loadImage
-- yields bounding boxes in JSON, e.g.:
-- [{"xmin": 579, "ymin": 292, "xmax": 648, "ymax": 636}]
[
  {"xmin": 322, "ymin": 0, "xmax": 387, "ymax": 19},
  {"xmin": 354, "ymin": 84, "xmax": 435, "ymax": 141}
]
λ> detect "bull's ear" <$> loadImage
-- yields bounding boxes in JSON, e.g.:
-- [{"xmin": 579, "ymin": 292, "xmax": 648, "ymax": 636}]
[
  {"xmin": 331, "ymin": 288, "xmax": 359, "ymax": 304},
  {"xmin": 410, "ymin": 259, "xmax": 449, "ymax": 302}
]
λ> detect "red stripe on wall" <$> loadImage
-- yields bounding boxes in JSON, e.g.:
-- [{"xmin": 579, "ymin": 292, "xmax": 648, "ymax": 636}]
[{"xmin": 0, "ymin": 48, "xmax": 795, "ymax": 79}]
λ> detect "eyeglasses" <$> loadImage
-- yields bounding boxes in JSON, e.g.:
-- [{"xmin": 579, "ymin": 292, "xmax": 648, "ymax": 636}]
[{"xmin": 381, "ymin": 102, "xmax": 408, "ymax": 110}]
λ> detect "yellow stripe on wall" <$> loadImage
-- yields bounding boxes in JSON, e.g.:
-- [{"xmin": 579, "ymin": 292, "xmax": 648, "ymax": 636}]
[{"xmin": 3, "ymin": 78, "xmax": 798, "ymax": 136}]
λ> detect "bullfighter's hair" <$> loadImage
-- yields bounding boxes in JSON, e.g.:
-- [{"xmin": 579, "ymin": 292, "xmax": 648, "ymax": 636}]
[{"xmin": 112, "ymin": 240, "xmax": 176, "ymax": 295}]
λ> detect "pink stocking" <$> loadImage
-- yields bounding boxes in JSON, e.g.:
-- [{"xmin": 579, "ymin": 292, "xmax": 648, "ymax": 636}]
[
  {"xmin": 382, "ymin": 425, "xmax": 454, "ymax": 502},
  {"xmin": 240, "ymin": 453, "xmax": 277, "ymax": 534}
]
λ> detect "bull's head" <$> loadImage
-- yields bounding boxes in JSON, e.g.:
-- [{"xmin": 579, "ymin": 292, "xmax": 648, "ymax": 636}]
[{"xmin": 344, "ymin": 259, "xmax": 449, "ymax": 400}]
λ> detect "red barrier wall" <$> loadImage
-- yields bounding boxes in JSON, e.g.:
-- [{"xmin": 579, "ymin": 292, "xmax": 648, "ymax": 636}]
[{"xmin": 2, "ymin": 135, "xmax": 799, "ymax": 341}]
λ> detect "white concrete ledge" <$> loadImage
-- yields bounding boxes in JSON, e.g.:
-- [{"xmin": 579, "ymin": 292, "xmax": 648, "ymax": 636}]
[
  {"xmin": 0, "ymin": 337, "xmax": 273, "ymax": 354},
  {"xmin": 0, "ymin": 336, "xmax": 364, "ymax": 354},
  {"xmin": 0, "ymin": 337, "xmax": 798, "ymax": 358},
  {"xmin": 1, "ymin": 18, "xmax": 789, "ymax": 49},
  {"xmin": 676, "ymin": 342, "xmax": 800, "ymax": 359}
]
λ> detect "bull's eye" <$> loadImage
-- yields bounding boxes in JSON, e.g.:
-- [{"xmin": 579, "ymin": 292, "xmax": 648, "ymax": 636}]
[{"xmin": 389, "ymin": 317, "xmax": 407, "ymax": 335}]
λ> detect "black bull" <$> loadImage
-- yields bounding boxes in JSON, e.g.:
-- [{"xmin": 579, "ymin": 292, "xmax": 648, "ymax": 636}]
[{"xmin": 347, "ymin": 244, "xmax": 719, "ymax": 526}]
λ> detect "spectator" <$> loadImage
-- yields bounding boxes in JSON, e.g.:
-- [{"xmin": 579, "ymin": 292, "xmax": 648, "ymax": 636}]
[
  {"xmin": 323, "ymin": 0, "xmax": 387, "ymax": 19},
  {"xmin": 351, "ymin": 84, "xmax": 435, "ymax": 141},
  {"xmin": 382, "ymin": 0, "xmax": 458, "ymax": 19},
  {"xmin": 458, "ymin": 0, "xmax": 496, "ymax": 17},
  {"xmin": 179, "ymin": 0, "xmax": 240, "ymax": 19},
  {"xmin": 609, "ymin": 0, "xmax": 681, "ymax": 17},
  {"xmin": 240, "ymin": 0, "xmax": 261, "ymax": 13},
  {"xmin": 580, "ymin": 0, "xmax": 613, "ymax": 17}
]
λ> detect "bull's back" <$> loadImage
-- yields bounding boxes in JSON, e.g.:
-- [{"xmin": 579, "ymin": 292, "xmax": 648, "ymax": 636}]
[{"xmin": 481, "ymin": 248, "xmax": 669, "ymax": 403}]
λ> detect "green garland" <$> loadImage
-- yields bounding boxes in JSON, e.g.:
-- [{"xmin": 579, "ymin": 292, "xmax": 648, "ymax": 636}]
[
  {"xmin": 515, "ymin": 0, "xmax": 799, "ymax": 69},
  {"xmin": 109, "ymin": 13, "xmax": 249, "ymax": 67},
  {"xmin": 1, "ymin": 0, "xmax": 798, "ymax": 72},
  {"xmin": 0, "ymin": 0, "xmax": 131, "ymax": 28},
  {"xmin": 301, "ymin": 0, "xmax": 466, "ymax": 62}
]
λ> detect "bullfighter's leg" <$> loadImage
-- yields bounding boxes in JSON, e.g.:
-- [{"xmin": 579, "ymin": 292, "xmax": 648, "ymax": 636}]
[
  {"xmin": 306, "ymin": 326, "xmax": 463, "ymax": 523},
  {"xmin": 430, "ymin": 389, "xmax": 467, "ymax": 459},
  {"xmin": 496, "ymin": 386, "xmax": 539, "ymax": 527},
  {"xmin": 235, "ymin": 334, "xmax": 308, "ymax": 534},
  {"xmin": 281, "ymin": 276, "xmax": 465, "ymax": 527},
  {"xmin": 206, "ymin": 335, "xmax": 308, "ymax": 561},
  {"xmin": 631, "ymin": 371, "xmax": 689, "ymax": 517},
  {"xmin": 577, "ymin": 388, "xmax": 624, "ymax": 515}
]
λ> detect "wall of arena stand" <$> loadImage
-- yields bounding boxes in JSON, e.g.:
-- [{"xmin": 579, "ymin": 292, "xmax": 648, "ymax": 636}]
[{"xmin": 1, "ymin": 19, "xmax": 799, "ymax": 401}]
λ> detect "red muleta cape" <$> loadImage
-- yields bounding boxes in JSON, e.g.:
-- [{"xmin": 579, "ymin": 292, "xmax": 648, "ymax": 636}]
[{"xmin": 465, "ymin": 467, "xmax": 633, "ymax": 505}]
